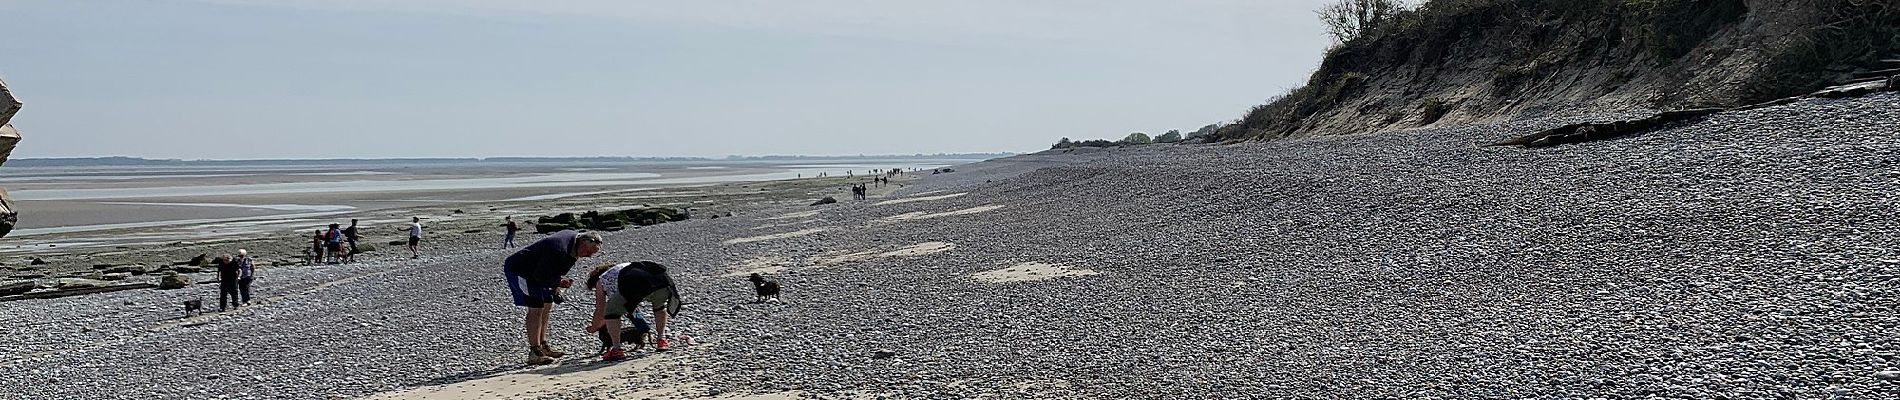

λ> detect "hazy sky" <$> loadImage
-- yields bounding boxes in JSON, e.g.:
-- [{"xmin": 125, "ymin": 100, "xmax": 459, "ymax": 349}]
[{"xmin": 1, "ymin": 0, "xmax": 1334, "ymax": 159}]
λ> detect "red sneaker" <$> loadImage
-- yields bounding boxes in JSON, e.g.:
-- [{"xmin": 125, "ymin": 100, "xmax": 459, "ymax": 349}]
[
  {"xmin": 601, "ymin": 347, "xmax": 626, "ymax": 362},
  {"xmin": 654, "ymin": 338, "xmax": 671, "ymax": 352}
]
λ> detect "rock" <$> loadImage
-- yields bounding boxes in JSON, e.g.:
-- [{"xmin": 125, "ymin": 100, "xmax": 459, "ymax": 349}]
[
  {"xmin": 158, "ymin": 272, "xmax": 191, "ymax": 290},
  {"xmin": 535, "ymin": 223, "xmax": 576, "ymax": 234},
  {"xmin": 188, "ymin": 253, "xmax": 209, "ymax": 267},
  {"xmin": 0, "ymin": 280, "xmax": 33, "ymax": 296},
  {"xmin": 387, "ymin": 240, "xmax": 407, "ymax": 246},
  {"xmin": 99, "ymin": 272, "xmax": 132, "ymax": 281},
  {"xmin": 354, "ymin": 243, "xmax": 377, "ymax": 253},
  {"xmin": 172, "ymin": 266, "xmax": 203, "ymax": 273},
  {"xmin": 811, "ymin": 197, "xmax": 838, "ymax": 206},
  {"xmin": 55, "ymin": 278, "xmax": 113, "ymax": 289},
  {"xmin": 91, "ymin": 263, "xmax": 114, "ymax": 270},
  {"xmin": 452, "ymin": 209, "xmax": 466, "ymax": 214},
  {"xmin": 872, "ymin": 349, "xmax": 897, "ymax": 359},
  {"xmin": 105, "ymin": 265, "xmax": 150, "ymax": 275},
  {"xmin": 29, "ymin": 256, "xmax": 46, "ymax": 265}
]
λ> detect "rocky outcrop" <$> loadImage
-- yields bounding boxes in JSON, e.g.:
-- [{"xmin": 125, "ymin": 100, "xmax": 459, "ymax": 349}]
[
  {"xmin": 0, "ymin": 280, "xmax": 32, "ymax": 296},
  {"xmin": 158, "ymin": 272, "xmax": 191, "ymax": 290},
  {"xmin": 0, "ymin": 78, "xmax": 20, "ymax": 238},
  {"xmin": 535, "ymin": 207, "xmax": 688, "ymax": 233},
  {"xmin": 1490, "ymin": 109, "xmax": 1723, "ymax": 148}
]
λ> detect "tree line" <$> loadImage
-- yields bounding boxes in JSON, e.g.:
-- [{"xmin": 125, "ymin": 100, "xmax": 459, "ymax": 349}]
[{"xmin": 1051, "ymin": 123, "xmax": 1227, "ymax": 149}]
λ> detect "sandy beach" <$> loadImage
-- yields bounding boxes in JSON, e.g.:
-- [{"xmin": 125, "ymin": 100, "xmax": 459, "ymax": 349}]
[{"xmin": 2, "ymin": 94, "xmax": 1898, "ymax": 399}]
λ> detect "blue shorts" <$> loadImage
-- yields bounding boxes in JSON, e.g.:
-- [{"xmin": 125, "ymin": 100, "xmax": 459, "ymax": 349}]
[{"xmin": 505, "ymin": 270, "xmax": 553, "ymax": 308}]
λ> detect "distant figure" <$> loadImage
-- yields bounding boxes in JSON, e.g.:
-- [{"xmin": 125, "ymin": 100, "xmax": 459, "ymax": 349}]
[
  {"xmin": 325, "ymin": 223, "xmax": 345, "ymax": 264},
  {"xmin": 215, "ymin": 254, "xmax": 241, "ymax": 311},
  {"xmin": 236, "ymin": 249, "xmax": 256, "ymax": 305},
  {"xmin": 308, "ymin": 230, "xmax": 324, "ymax": 265},
  {"xmin": 503, "ymin": 216, "xmax": 521, "ymax": 248},
  {"xmin": 505, "ymin": 230, "xmax": 604, "ymax": 365},
  {"xmin": 342, "ymin": 219, "xmax": 360, "ymax": 263},
  {"xmin": 404, "ymin": 217, "xmax": 423, "ymax": 259}
]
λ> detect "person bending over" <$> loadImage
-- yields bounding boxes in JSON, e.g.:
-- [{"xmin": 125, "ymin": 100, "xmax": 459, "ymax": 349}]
[
  {"xmin": 584, "ymin": 260, "xmax": 681, "ymax": 361},
  {"xmin": 503, "ymin": 230, "xmax": 603, "ymax": 365}
]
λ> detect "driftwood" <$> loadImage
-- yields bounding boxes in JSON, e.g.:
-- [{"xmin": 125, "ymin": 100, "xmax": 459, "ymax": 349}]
[
  {"xmin": 0, "ymin": 283, "xmax": 158, "ymax": 302},
  {"xmin": 1488, "ymin": 108, "xmax": 1723, "ymax": 148}
]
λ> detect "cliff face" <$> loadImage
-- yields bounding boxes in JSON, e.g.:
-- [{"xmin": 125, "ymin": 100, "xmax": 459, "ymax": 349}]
[
  {"xmin": 1219, "ymin": 0, "xmax": 1900, "ymax": 140},
  {"xmin": 1, "ymin": 78, "xmax": 21, "ymax": 238}
]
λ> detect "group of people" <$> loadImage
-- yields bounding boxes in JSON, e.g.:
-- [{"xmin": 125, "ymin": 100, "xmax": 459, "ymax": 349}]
[
  {"xmin": 306, "ymin": 217, "xmax": 426, "ymax": 264},
  {"xmin": 503, "ymin": 230, "xmax": 681, "ymax": 364}
]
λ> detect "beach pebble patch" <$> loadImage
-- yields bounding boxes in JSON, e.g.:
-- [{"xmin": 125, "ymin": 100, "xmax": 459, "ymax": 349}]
[
  {"xmin": 763, "ymin": 210, "xmax": 820, "ymax": 220},
  {"xmin": 971, "ymin": 262, "xmax": 1099, "ymax": 283}
]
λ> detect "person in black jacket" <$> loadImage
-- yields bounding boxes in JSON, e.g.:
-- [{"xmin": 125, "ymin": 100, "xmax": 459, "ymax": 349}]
[
  {"xmin": 583, "ymin": 261, "xmax": 682, "ymax": 361},
  {"xmin": 214, "ymin": 254, "xmax": 241, "ymax": 311},
  {"xmin": 502, "ymin": 230, "xmax": 603, "ymax": 366}
]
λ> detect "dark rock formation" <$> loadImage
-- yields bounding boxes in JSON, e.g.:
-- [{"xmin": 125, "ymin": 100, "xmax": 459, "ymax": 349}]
[{"xmin": 1490, "ymin": 109, "xmax": 1723, "ymax": 148}]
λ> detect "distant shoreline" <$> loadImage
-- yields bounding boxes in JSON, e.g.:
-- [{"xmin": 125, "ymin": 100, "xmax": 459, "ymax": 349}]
[{"xmin": 4, "ymin": 153, "xmax": 1017, "ymax": 167}]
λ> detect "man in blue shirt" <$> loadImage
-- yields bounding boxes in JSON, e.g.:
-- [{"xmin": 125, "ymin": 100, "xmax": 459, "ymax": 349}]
[{"xmin": 503, "ymin": 230, "xmax": 603, "ymax": 365}]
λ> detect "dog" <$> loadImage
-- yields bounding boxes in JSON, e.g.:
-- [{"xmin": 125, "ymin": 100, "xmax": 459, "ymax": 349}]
[
  {"xmin": 596, "ymin": 316, "xmax": 652, "ymax": 352},
  {"xmin": 182, "ymin": 298, "xmax": 204, "ymax": 317},
  {"xmin": 749, "ymin": 273, "xmax": 780, "ymax": 303}
]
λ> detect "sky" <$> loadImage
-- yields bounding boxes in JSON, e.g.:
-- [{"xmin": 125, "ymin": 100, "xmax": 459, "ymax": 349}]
[{"xmin": 0, "ymin": 0, "xmax": 1335, "ymax": 159}]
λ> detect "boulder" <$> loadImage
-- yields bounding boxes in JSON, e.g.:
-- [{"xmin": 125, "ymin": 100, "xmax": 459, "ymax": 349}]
[
  {"xmin": 811, "ymin": 197, "xmax": 838, "ymax": 206},
  {"xmin": 55, "ymin": 278, "xmax": 113, "ymax": 290},
  {"xmin": 105, "ymin": 265, "xmax": 150, "ymax": 275},
  {"xmin": 158, "ymin": 272, "xmax": 191, "ymax": 290},
  {"xmin": 535, "ymin": 223, "xmax": 576, "ymax": 234},
  {"xmin": 29, "ymin": 257, "xmax": 47, "ymax": 265},
  {"xmin": 187, "ymin": 253, "xmax": 209, "ymax": 267},
  {"xmin": 0, "ymin": 280, "xmax": 33, "ymax": 296}
]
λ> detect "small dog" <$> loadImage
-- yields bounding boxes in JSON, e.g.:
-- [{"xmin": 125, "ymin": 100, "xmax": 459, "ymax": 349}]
[
  {"xmin": 749, "ymin": 273, "xmax": 781, "ymax": 303},
  {"xmin": 182, "ymin": 298, "xmax": 204, "ymax": 317},
  {"xmin": 597, "ymin": 316, "xmax": 652, "ymax": 352}
]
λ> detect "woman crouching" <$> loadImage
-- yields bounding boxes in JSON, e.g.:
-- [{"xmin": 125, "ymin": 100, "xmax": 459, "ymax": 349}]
[{"xmin": 584, "ymin": 261, "xmax": 681, "ymax": 361}]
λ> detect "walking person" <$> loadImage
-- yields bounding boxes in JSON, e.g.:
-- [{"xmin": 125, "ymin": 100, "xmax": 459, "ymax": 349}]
[
  {"xmin": 503, "ymin": 216, "xmax": 520, "ymax": 249},
  {"xmin": 503, "ymin": 230, "xmax": 604, "ymax": 365},
  {"xmin": 342, "ymin": 219, "xmax": 360, "ymax": 263},
  {"xmin": 235, "ymin": 249, "xmax": 256, "ymax": 305},
  {"xmin": 402, "ymin": 217, "xmax": 423, "ymax": 259},
  {"xmin": 215, "ymin": 255, "xmax": 241, "ymax": 311},
  {"xmin": 584, "ymin": 260, "xmax": 682, "ymax": 360}
]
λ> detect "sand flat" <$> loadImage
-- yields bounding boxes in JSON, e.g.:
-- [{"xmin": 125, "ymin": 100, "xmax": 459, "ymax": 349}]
[
  {"xmin": 873, "ymin": 192, "xmax": 967, "ymax": 205},
  {"xmin": 724, "ymin": 228, "xmax": 826, "ymax": 245},
  {"xmin": 972, "ymin": 262, "xmax": 1100, "ymax": 283},
  {"xmin": 879, "ymin": 204, "xmax": 1005, "ymax": 222}
]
